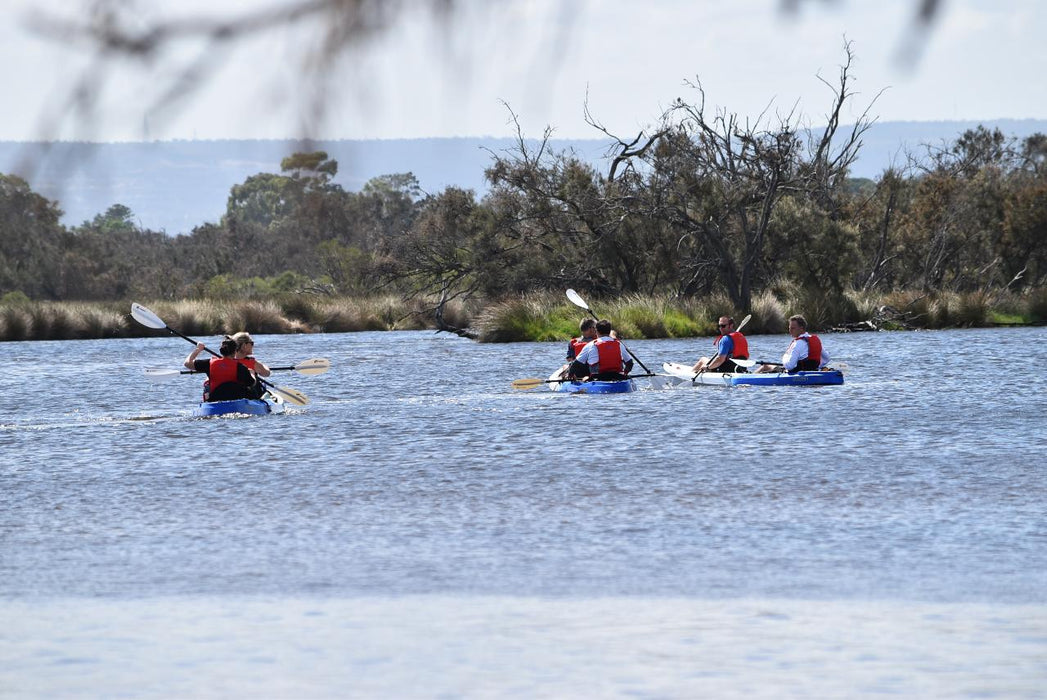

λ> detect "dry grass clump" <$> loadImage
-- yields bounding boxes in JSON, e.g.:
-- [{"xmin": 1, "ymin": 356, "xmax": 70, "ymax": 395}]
[
  {"xmin": 154, "ymin": 299, "xmax": 225, "ymax": 336},
  {"xmin": 315, "ymin": 296, "xmax": 401, "ymax": 332},
  {"xmin": 223, "ymin": 300, "xmax": 301, "ymax": 334},
  {"xmin": 748, "ymin": 291, "xmax": 787, "ymax": 334},
  {"xmin": 73, "ymin": 304, "xmax": 129, "ymax": 338},
  {"xmin": 0, "ymin": 306, "xmax": 30, "ymax": 341},
  {"xmin": 928, "ymin": 292, "xmax": 989, "ymax": 328},
  {"xmin": 475, "ymin": 292, "xmax": 573, "ymax": 343},
  {"xmin": 0, "ymin": 302, "xmax": 132, "ymax": 341}
]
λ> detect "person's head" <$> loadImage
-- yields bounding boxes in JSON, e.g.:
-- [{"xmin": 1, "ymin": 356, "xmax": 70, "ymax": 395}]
[
  {"xmin": 230, "ymin": 331, "xmax": 255, "ymax": 354},
  {"xmin": 788, "ymin": 314, "xmax": 807, "ymax": 338},
  {"xmin": 579, "ymin": 318, "xmax": 597, "ymax": 338},
  {"xmin": 219, "ymin": 338, "xmax": 238, "ymax": 357},
  {"xmin": 595, "ymin": 319, "xmax": 613, "ymax": 337},
  {"xmin": 718, "ymin": 316, "xmax": 734, "ymax": 334}
]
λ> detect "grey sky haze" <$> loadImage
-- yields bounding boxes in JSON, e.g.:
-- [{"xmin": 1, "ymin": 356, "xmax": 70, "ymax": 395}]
[{"xmin": 1, "ymin": 0, "xmax": 1044, "ymax": 143}]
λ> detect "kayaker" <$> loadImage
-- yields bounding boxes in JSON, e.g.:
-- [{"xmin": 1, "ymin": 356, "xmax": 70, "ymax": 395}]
[
  {"xmin": 569, "ymin": 319, "xmax": 633, "ymax": 380},
  {"xmin": 757, "ymin": 314, "xmax": 831, "ymax": 373},
  {"xmin": 230, "ymin": 332, "xmax": 271, "ymax": 377},
  {"xmin": 184, "ymin": 338, "xmax": 261, "ymax": 402},
  {"xmin": 558, "ymin": 318, "xmax": 598, "ymax": 378},
  {"xmin": 691, "ymin": 315, "xmax": 750, "ymax": 374}
]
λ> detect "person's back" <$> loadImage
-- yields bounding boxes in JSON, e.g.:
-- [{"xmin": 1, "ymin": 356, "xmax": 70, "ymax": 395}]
[
  {"xmin": 572, "ymin": 319, "xmax": 633, "ymax": 380},
  {"xmin": 185, "ymin": 337, "xmax": 260, "ymax": 401}
]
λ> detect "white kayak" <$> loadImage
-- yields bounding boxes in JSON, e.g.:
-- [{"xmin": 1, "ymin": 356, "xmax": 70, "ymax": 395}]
[{"xmin": 662, "ymin": 362, "xmax": 845, "ymax": 387}]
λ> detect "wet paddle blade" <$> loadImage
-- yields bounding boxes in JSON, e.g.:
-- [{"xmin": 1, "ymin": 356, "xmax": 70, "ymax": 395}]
[
  {"xmin": 143, "ymin": 367, "xmax": 182, "ymax": 380},
  {"xmin": 130, "ymin": 302, "xmax": 167, "ymax": 330},
  {"xmin": 511, "ymin": 378, "xmax": 546, "ymax": 390},
  {"xmin": 264, "ymin": 382, "xmax": 309, "ymax": 406},
  {"xmin": 565, "ymin": 289, "xmax": 590, "ymax": 312},
  {"xmin": 292, "ymin": 358, "xmax": 330, "ymax": 375}
]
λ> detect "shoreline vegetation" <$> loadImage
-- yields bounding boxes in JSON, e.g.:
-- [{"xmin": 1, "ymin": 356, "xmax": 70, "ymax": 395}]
[{"xmin": 2, "ymin": 288, "xmax": 1044, "ymax": 343}]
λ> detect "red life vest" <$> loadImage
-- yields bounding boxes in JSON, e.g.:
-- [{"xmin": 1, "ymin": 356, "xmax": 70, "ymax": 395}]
[
  {"xmin": 794, "ymin": 334, "xmax": 822, "ymax": 371},
  {"xmin": 208, "ymin": 357, "xmax": 243, "ymax": 390},
  {"xmin": 713, "ymin": 331, "xmax": 749, "ymax": 360},
  {"xmin": 569, "ymin": 337, "xmax": 590, "ymax": 359},
  {"xmin": 593, "ymin": 338, "xmax": 625, "ymax": 374}
]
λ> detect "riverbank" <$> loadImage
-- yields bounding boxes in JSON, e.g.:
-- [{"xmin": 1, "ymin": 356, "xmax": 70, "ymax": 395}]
[{"xmin": 1, "ymin": 288, "xmax": 1044, "ymax": 342}]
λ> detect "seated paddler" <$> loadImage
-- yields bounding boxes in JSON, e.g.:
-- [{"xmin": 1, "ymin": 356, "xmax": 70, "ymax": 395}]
[
  {"xmin": 569, "ymin": 319, "xmax": 633, "ymax": 381},
  {"xmin": 757, "ymin": 314, "xmax": 831, "ymax": 373},
  {"xmin": 692, "ymin": 315, "xmax": 749, "ymax": 374},
  {"xmin": 558, "ymin": 318, "xmax": 598, "ymax": 379},
  {"xmin": 184, "ymin": 338, "xmax": 262, "ymax": 402}
]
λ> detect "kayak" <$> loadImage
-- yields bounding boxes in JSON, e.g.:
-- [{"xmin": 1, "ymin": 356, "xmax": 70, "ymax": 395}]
[
  {"xmin": 548, "ymin": 370, "xmax": 636, "ymax": 394},
  {"xmin": 554, "ymin": 378, "xmax": 637, "ymax": 394},
  {"xmin": 662, "ymin": 362, "xmax": 844, "ymax": 387},
  {"xmin": 191, "ymin": 398, "xmax": 281, "ymax": 417}
]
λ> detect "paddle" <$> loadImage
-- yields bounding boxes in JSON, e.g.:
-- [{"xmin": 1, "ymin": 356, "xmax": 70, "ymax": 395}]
[
  {"xmin": 565, "ymin": 289, "xmax": 652, "ymax": 374},
  {"xmin": 731, "ymin": 358, "xmax": 785, "ymax": 369},
  {"xmin": 144, "ymin": 357, "xmax": 330, "ymax": 380},
  {"xmin": 512, "ymin": 373, "xmax": 660, "ymax": 391},
  {"xmin": 130, "ymin": 302, "xmax": 310, "ymax": 406}
]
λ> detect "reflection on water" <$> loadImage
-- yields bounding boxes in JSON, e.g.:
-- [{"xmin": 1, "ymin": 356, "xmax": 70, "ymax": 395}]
[{"xmin": 2, "ymin": 328, "xmax": 1045, "ymax": 696}]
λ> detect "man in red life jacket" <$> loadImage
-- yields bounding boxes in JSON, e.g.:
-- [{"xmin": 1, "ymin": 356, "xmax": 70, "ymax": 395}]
[
  {"xmin": 692, "ymin": 316, "xmax": 750, "ymax": 374},
  {"xmin": 184, "ymin": 338, "xmax": 261, "ymax": 401},
  {"xmin": 558, "ymin": 318, "xmax": 598, "ymax": 378},
  {"xmin": 570, "ymin": 319, "xmax": 633, "ymax": 380},
  {"xmin": 757, "ymin": 314, "xmax": 831, "ymax": 373}
]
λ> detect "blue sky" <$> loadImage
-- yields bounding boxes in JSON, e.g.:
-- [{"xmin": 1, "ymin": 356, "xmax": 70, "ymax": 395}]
[{"xmin": 2, "ymin": 0, "xmax": 1045, "ymax": 143}]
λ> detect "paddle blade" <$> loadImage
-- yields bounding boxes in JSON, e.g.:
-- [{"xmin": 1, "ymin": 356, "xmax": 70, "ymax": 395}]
[
  {"xmin": 731, "ymin": 358, "xmax": 757, "ymax": 368},
  {"xmin": 511, "ymin": 378, "xmax": 546, "ymax": 390},
  {"xmin": 735, "ymin": 313, "xmax": 752, "ymax": 333},
  {"xmin": 264, "ymin": 383, "xmax": 309, "ymax": 406},
  {"xmin": 143, "ymin": 367, "xmax": 183, "ymax": 380},
  {"xmin": 130, "ymin": 302, "xmax": 167, "ymax": 330},
  {"xmin": 565, "ymin": 288, "xmax": 590, "ymax": 312},
  {"xmin": 293, "ymin": 358, "xmax": 330, "ymax": 375}
]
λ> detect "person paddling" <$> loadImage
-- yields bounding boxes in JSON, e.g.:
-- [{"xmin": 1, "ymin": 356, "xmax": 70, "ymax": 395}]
[
  {"xmin": 558, "ymin": 318, "xmax": 598, "ymax": 379},
  {"xmin": 757, "ymin": 314, "xmax": 831, "ymax": 373},
  {"xmin": 230, "ymin": 332, "xmax": 271, "ymax": 377},
  {"xmin": 184, "ymin": 337, "xmax": 262, "ymax": 402},
  {"xmin": 692, "ymin": 315, "xmax": 750, "ymax": 374},
  {"xmin": 569, "ymin": 319, "xmax": 633, "ymax": 380}
]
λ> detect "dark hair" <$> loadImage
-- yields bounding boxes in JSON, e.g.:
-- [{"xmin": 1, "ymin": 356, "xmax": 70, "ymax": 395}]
[
  {"xmin": 788, "ymin": 314, "xmax": 808, "ymax": 330},
  {"xmin": 596, "ymin": 319, "xmax": 612, "ymax": 336},
  {"xmin": 219, "ymin": 338, "xmax": 238, "ymax": 356},
  {"xmin": 579, "ymin": 318, "xmax": 596, "ymax": 332}
]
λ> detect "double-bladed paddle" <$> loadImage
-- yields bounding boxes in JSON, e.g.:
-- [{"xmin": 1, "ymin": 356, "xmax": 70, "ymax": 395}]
[
  {"xmin": 130, "ymin": 302, "xmax": 310, "ymax": 406},
  {"xmin": 565, "ymin": 289, "xmax": 652, "ymax": 374},
  {"xmin": 144, "ymin": 357, "xmax": 330, "ymax": 380}
]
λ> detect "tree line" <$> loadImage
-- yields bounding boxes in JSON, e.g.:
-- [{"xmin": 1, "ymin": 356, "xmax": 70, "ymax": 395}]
[{"xmin": 3, "ymin": 53, "xmax": 1045, "ymax": 332}]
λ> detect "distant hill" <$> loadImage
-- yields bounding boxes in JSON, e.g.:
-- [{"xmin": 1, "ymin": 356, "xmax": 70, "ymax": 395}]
[{"xmin": 2, "ymin": 119, "xmax": 1045, "ymax": 236}]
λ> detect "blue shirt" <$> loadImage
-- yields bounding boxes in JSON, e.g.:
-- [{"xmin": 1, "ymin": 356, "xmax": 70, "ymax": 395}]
[{"xmin": 716, "ymin": 335, "xmax": 734, "ymax": 357}]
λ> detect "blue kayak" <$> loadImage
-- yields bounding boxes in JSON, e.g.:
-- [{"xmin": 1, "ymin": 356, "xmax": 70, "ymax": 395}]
[
  {"xmin": 553, "ymin": 378, "xmax": 636, "ymax": 394},
  {"xmin": 663, "ymin": 362, "xmax": 844, "ymax": 387},
  {"xmin": 192, "ymin": 398, "xmax": 275, "ymax": 417}
]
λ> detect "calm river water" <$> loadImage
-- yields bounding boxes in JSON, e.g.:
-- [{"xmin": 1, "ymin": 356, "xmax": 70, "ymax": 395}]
[{"xmin": 1, "ymin": 326, "xmax": 1045, "ymax": 698}]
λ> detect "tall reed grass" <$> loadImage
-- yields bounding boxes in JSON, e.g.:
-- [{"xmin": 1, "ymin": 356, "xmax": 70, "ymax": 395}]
[{"xmin": 1, "ymin": 288, "xmax": 1043, "ymax": 343}]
